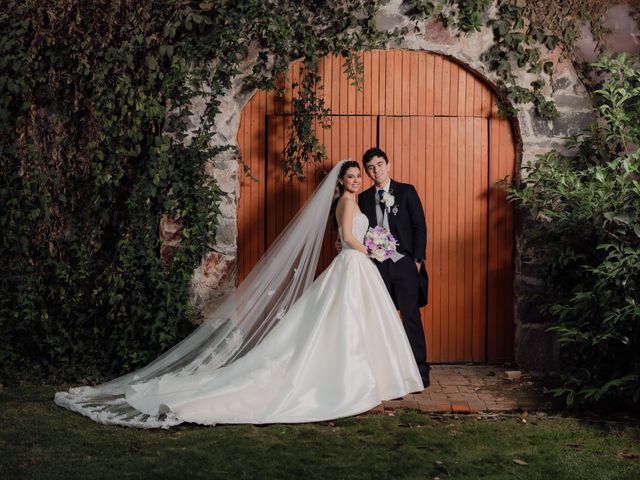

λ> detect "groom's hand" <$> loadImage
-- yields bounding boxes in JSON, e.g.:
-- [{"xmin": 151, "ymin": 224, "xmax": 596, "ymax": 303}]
[{"xmin": 335, "ymin": 238, "xmax": 342, "ymax": 253}]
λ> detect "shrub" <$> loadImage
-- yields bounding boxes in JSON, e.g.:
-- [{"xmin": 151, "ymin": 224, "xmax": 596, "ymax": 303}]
[{"xmin": 509, "ymin": 54, "xmax": 640, "ymax": 405}]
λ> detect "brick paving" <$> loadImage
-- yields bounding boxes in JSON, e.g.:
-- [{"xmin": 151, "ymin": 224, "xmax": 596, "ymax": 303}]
[{"xmin": 381, "ymin": 365, "xmax": 555, "ymax": 414}]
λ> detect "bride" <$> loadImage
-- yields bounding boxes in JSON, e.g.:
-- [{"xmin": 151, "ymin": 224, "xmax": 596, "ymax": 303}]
[{"xmin": 55, "ymin": 160, "xmax": 423, "ymax": 428}]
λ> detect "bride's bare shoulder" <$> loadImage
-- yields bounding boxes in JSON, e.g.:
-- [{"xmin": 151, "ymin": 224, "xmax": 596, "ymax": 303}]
[
  {"xmin": 337, "ymin": 196, "xmax": 357, "ymax": 206},
  {"xmin": 336, "ymin": 196, "xmax": 358, "ymax": 213}
]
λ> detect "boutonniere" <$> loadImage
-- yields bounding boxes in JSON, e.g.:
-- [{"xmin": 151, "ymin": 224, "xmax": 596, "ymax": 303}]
[{"xmin": 380, "ymin": 191, "xmax": 395, "ymax": 212}]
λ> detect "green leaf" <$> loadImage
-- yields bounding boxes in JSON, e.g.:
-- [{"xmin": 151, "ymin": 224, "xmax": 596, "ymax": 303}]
[{"xmin": 146, "ymin": 55, "xmax": 158, "ymax": 70}]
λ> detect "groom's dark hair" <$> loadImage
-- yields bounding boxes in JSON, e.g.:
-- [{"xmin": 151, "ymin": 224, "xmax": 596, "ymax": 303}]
[{"xmin": 362, "ymin": 147, "xmax": 388, "ymax": 165}]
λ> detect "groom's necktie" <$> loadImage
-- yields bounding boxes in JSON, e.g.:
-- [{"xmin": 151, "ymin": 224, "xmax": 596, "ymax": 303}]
[{"xmin": 377, "ymin": 190, "xmax": 386, "ymax": 227}]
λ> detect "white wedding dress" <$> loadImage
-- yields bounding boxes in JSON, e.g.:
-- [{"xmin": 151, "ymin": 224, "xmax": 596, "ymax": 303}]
[{"xmin": 55, "ymin": 162, "xmax": 422, "ymax": 428}]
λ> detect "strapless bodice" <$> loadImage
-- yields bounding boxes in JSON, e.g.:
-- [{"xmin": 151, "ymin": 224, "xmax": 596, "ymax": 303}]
[{"xmin": 338, "ymin": 212, "xmax": 369, "ymax": 250}]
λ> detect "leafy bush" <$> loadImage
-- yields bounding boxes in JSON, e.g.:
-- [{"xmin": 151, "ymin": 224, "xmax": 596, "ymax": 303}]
[{"xmin": 509, "ymin": 54, "xmax": 640, "ymax": 406}]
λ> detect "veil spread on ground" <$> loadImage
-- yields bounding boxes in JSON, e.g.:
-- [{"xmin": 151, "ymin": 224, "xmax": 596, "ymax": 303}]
[{"xmin": 55, "ymin": 160, "xmax": 348, "ymax": 428}]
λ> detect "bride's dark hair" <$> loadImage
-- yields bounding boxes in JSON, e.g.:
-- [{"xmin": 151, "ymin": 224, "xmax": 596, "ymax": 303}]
[{"xmin": 330, "ymin": 160, "xmax": 361, "ymax": 230}]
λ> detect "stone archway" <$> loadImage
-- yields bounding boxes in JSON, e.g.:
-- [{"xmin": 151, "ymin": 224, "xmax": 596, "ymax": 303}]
[
  {"xmin": 188, "ymin": 1, "xmax": 594, "ymax": 369},
  {"xmin": 235, "ymin": 50, "xmax": 515, "ymax": 364}
]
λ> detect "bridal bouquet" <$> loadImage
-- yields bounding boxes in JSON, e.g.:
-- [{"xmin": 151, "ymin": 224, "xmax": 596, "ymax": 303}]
[{"xmin": 364, "ymin": 226, "xmax": 398, "ymax": 262}]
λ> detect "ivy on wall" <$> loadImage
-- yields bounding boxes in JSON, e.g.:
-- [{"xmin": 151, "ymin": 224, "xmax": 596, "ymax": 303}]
[{"xmin": 0, "ymin": 0, "xmax": 398, "ymax": 383}]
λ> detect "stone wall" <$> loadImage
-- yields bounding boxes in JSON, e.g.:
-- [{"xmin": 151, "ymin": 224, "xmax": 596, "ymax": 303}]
[{"xmin": 181, "ymin": 0, "xmax": 637, "ymax": 370}]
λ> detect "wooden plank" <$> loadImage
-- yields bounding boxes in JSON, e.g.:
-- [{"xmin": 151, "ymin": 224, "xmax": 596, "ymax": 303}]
[
  {"xmin": 431, "ymin": 117, "xmax": 442, "ymax": 362},
  {"xmin": 415, "ymin": 117, "xmax": 428, "ymax": 358},
  {"xmin": 456, "ymin": 116, "xmax": 466, "ymax": 361},
  {"xmin": 358, "ymin": 51, "xmax": 367, "ymax": 115},
  {"xmin": 394, "ymin": 50, "xmax": 403, "ymax": 116},
  {"xmin": 371, "ymin": 50, "xmax": 380, "ymax": 115},
  {"xmin": 473, "ymin": 74, "xmax": 483, "ymax": 117},
  {"xmin": 350, "ymin": 52, "xmax": 360, "ymax": 114},
  {"xmin": 425, "ymin": 53, "xmax": 435, "ymax": 116},
  {"xmin": 339, "ymin": 54, "xmax": 349, "ymax": 114},
  {"xmin": 275, "ymin": 115, "xmax": 285, "ymax": 242},
  {"xmin": 385, "ymin": 50, "xmax": 395, "ymax": 116},
  {"xmin": 331, "ymin": 54, "xmax": 341, "ymax": 113},
  {"xmin": 258, "ymin": 92, "xmax": 266, "ymax": 262},
  {"xmin": 449, "ymin": 62, "xmax": 459, "ymax": 116},
  {"xmin": 379, "ymin": 50, "xmax": 388, "ymax": 116},
  {"xmin": 395, "ymin": 115, "xmax": 404, "ymax": 179},
  {"xmin": 401, "ymin": 50, "xmax": 411, "ymax": 115},
  {"xmin": 265, "ymin": 116, "xmax": 276, "ymax": 247},
  {"xmin": 348, "ymin": 115, "xmax": 357, "ymax": 162},
  {"xmin": 433, "ymin": 54, "xmax": 443, "ymax": 115},
  {"xmin": 410, "ymin": 50, "xmax": 418, "ymax": 116},
  {"xmin": 457, "ymin": 69, "xmax": 467, "ymax": 116},
  {"xmin": 471, "ymin": 117, "xmax": 487, "ymax": 361},
  {"xmin": 466, "ymin": 68, "xmax": 475, "ymax": 117},
  {"xmin": 442, "ymin": 118, "xmax": 456, "ymax": 361},
  {"xmin": 441, "ymin": 58, "xmax": 451, "ymax": 116},
  {"xmin": 481, "ymin": 83, "xmax": 492, "ymax": 117},
  {"xmin": 464, "ymin": 116, "xmax": 474, "ymax": 360},
  {"xmin": 417, "ymin": 51, "xmax": 426, "ymax": 116}
]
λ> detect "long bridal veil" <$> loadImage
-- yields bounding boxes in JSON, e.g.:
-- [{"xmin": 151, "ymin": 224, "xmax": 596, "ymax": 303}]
[{"xmin": 55, "ymin": 160, "xmax": 348, "ymax": 427}]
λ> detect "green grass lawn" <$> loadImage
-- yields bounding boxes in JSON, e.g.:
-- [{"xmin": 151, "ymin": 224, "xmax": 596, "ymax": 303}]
[{"xmin": 1, "ymin": 386, "xmax": 639, "ymax": 480}]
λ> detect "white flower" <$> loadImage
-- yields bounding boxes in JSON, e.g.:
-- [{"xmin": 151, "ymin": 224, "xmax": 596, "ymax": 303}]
[{"xmin": 381, "ymin": 191, "xmax": 395, "ymax": 211}]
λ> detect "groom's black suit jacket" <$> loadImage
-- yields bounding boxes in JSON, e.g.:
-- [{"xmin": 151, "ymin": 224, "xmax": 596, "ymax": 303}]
[
  {"xmin": 358, "ymin": 179, "xmax": 427, "ymax": 261},
  {"xmin": 360, "ymin": 179, "xmax": 430, "ymax": 379}
]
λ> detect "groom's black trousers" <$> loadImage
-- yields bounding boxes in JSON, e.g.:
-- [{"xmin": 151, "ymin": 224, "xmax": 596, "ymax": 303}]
[{"xmin": 375, "ymin": 256, "xmax": 430, "ymax": 382}]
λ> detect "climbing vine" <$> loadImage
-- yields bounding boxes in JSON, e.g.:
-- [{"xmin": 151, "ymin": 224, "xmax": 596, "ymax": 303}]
[{"xmin": 0, "ymin": 0, "xmax": 398, "ymax": 383}]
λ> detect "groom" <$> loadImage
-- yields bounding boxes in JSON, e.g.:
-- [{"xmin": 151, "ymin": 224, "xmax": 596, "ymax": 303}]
[{"xmin": 358, "ymin": 147, "xmax": 430, "ymax": 387}]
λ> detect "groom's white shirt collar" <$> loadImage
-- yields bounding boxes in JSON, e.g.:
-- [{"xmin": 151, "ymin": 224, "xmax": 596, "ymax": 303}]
[{"xmin": 375, "ymin": 179, "xmax": 391, "ymax": 193}]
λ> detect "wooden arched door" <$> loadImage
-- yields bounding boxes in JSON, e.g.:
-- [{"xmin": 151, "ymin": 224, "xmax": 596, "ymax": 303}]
[{"xmin": 236, "ymin": 50, "xmax": 516, "ymax": 363}]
